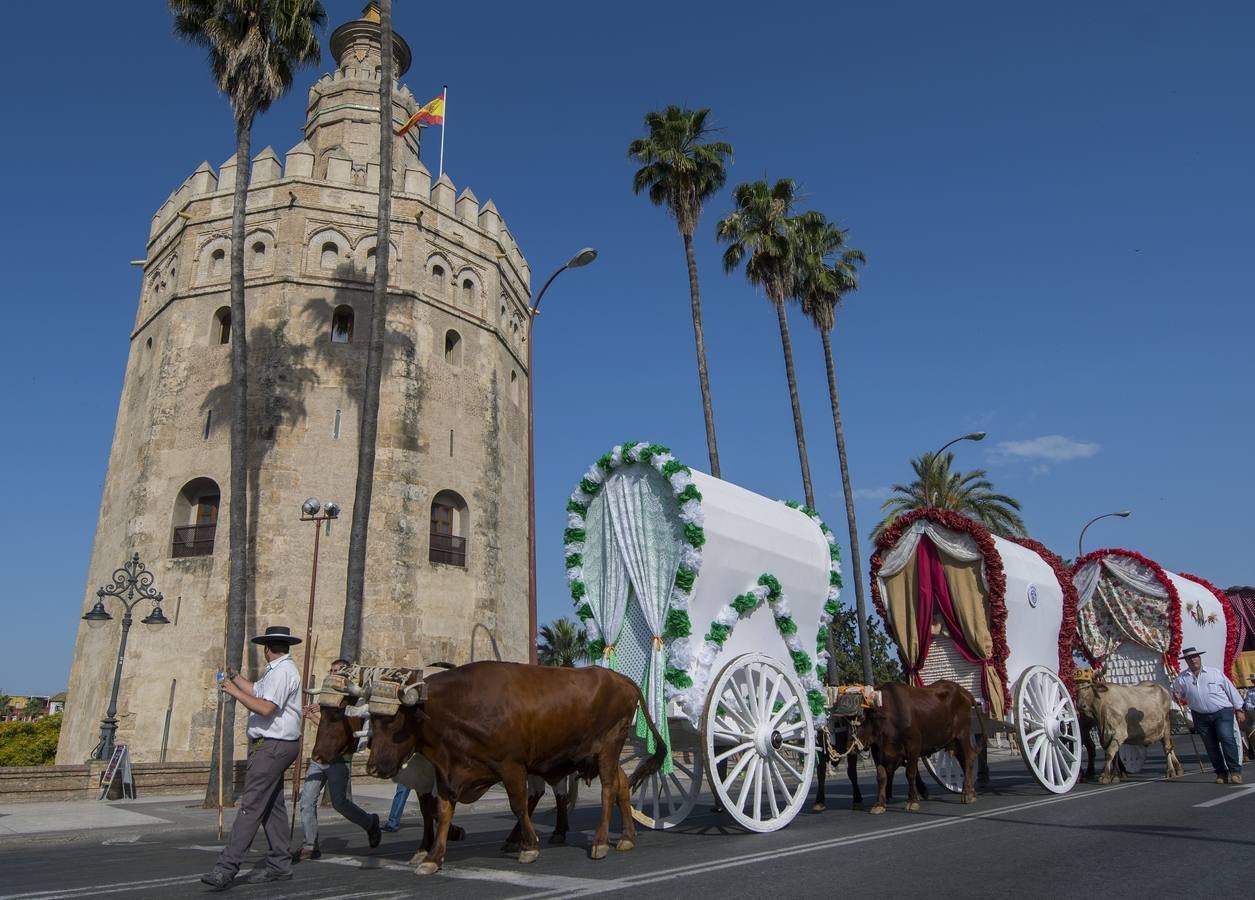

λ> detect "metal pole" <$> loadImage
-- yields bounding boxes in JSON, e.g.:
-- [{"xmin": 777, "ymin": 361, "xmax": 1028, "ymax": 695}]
[
  {"xmin": 95, "ymin": 608, "xmax": 133, "ymax": 762},
  {"xmin": 159, "ymin": 679, "xmax": 176, "ymax": 764},
  {"xmin": 1077, "ymin": 511, "xmax": 1131, "ymax": 558},
  {"xmin": 290, "ymin": 516, "xmax": 323, "ymax": 822}
]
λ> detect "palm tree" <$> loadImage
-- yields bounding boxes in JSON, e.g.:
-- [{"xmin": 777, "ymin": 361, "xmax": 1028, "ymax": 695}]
[
  {"xmin": 794, "ymin": 211, "xmax": 872, "ymax": 682},
  {"xmin": 537, "ymin": 618, "xmax": 591, "ymax": 667},
  {"xmin": 628, "ymin": 106, "xmax": 733, "ymax": 477},
  {"xmin": 341, "ymin": 0, "xmax": 394, "ymax": 661},
  {"xmin": 875, "ymin": 452, "xmax": 1028, "ymax": 538},
  {"xmin": 170, "ymin": 0, "xmax": 325, "ymax": 807},
  {"xmin": 716, "ymin": 179, "xmax": 815, "ymax": 508}
]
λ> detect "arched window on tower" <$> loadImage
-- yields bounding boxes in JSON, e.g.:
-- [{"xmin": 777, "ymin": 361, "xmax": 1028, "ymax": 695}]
[
  {"xmin": 431, "ymin": 263, "xmax": 446, "ymax": 294},
  {"xmin": 321, "ymin": 241, "xmax": 340, "ymax": 270},
  {"xmin": 172, "ymin": 477, "xmax": 220, "ymax": 557},
  {"xmin": 366, "ymin": 247, "xmax": 377, "ymax": 279},
  {"xmin": 210, "ymin": 248, "xmax": 226, "ymax": 278},
  {"xmin": 213, "ymin": 307, "xmax": 231, "ymax": 345},
  {"xmin": 331, "ymin": 305, "xmax": 354, "ymax": 344},
  {"xmin": 444, "ymin": 329, "xmax": 462, "ymax": 365},
  {"xmin": 249, "ymin": 241, "xmax": 266, "ymax": 270},
  {"xmin": 510, "ymin": 369, "xmax": 519, "ymax": 405},
  {"xmin": 429, "ymin": 490, "xmax": 468, "ymax": 567},
  {"xmin": 461, "ymin": 278, "xmax": 475, "ymax": 307}
]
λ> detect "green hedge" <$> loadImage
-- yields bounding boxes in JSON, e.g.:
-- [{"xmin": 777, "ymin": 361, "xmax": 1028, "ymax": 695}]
[{"xmin": 0, "ymin": 714, "xmax": 62, "ymax": 766}]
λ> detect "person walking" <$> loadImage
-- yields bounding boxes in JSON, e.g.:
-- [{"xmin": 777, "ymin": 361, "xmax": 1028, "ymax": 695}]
[
  {"xmin": 201, "ymin": 626, "xmax": 305, "ymax": 890},
  {"xmin": 294, "ymin": 658, "xmax": 381, "ymax": 860},
  {"xmin": 383, "ymin": 782, "xmax": 411, "ymax": 832},
  {"xmin": 1243, "ymin": 674, "xmax": 1255, "ymax": 753},
  {"xmin": 1172, "ymin": 646, "xmax": 1246, "ymax": 784}
]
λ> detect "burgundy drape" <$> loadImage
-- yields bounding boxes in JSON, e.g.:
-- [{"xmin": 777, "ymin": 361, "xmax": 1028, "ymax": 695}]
[{"xmin": 914, "ymin": 536, "xmax": 996, "ymax": 712}]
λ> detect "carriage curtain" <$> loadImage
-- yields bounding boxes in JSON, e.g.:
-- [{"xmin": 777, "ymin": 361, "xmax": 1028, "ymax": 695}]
[
  {"xmin": 581, "ymin": 489, "xmax": 632, "ymax": 669},
  {"xmin": 880, "ymin": 549, "xmax": 923, "ymax": 678},
  {"xmin": 604, "ymin": 466, "xmax": 683, "ymax": 772},
  {"xmin": 1076, "ymin": 558, "xmax": 1170, "ymax": 663}
]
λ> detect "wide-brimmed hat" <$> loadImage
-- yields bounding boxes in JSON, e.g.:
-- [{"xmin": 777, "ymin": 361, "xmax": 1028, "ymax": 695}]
[
  {"xmin": 250, "ymin": 625, "xmax": 301, "ymax": 646},
  {"xmin": 1179, "ymin": 646, "xmax": 1204, "ymax": 659}
]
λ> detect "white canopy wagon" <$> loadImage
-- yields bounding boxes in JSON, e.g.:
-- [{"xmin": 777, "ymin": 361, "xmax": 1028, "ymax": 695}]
[
  {"xmin": 871, "ymin": 509, "xmax": 1083, "ymax": 794},
  {"xmin": 1073, "ymin": 548, "xmax": 1239, "ymax": 772},
  {"xmin": 565, "ymin": 441, "xmax": 842, "ymax": 832}
]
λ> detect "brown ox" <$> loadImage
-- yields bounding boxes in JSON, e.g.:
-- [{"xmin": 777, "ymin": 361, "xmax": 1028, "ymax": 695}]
[
  {"xmin": 1075, "ymin": 679, "xmax": 1183, "ymax": 783},
  {"xmin": 310, "ymin": 668, "xmax": 576, "ymax": 861},
  {"xmin": 365, "ymin": 661, "xmax": 666, "ymax": 874},
  {"xmin": 854, "ymin": 680, "xmax": 979, "ymax": 813}
]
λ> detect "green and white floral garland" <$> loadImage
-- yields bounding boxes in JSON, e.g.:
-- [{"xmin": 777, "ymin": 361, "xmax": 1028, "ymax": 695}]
[{"xmin": 565, "ymin": 441, "xmax": 844, "ymax": 727}]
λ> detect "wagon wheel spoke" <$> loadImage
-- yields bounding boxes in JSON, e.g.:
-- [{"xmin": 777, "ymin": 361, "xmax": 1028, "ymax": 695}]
[
  {"xmin": 763, "ymin": 669, "xmax": 784, "ymax": 723},
  {"xmin": 774, "ymin": 752, "xmax": 804, "ymax": 782},
  {"xmin": 768, "ymin": 694, "xmax": 800, "ymax": 728},
  {"xmin": 736, "ymin": 756, "xmax": 760, "ymax": 813},
  {"xmin": 713, "ymin": 740, "xmax": 754, "ymax": 765}
]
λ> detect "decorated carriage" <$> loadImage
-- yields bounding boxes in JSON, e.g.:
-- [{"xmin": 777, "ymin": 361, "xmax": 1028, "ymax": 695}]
[
  {"xmin": 1072, "ymin": 548, "xmax": 1239, "ymax": 771},
  {"xmin": 565, "ymin": 441, "xmax": 841, "ymax": 832},
  {"xmin": 870, "ymin": 509, "xmax": 1082, "ymax": 794},
  {"xmin": 1224, "ymin": 585, "xmax": 1255, "ymax": 685}
]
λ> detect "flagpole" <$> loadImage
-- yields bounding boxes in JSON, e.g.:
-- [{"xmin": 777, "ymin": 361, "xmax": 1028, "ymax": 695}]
[{"xmin": 437, "ymin": 84, "xmax": 447, "ymax": 179}]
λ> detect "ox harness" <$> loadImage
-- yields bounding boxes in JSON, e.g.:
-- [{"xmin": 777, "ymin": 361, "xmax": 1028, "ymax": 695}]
[{"xmin": 819, "ymin": 685, "xmax": 881, "ymax": 769}]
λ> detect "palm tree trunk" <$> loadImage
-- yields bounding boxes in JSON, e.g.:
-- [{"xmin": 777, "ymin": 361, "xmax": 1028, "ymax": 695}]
[
  {"xmin": 341, "ymin": 0, "xmax": 395, "ymax": 661},
  {"xmin": 681, "ymin": 232, "xmax": 720, "ymax": 478},
  {"xmin": 204, "ymin": 114, "xmax": 252, "ymax": 808},
  {"xmin": 772, "ymin": 295, "xmax": 815, "ymax": 509},
  {"xmin": 820, "ymin": 327, "xmax": 872, "ymax": 684}
]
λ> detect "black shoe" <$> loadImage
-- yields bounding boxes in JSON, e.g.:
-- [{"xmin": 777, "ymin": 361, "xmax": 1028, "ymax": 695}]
[
  {"xmin": 291, "ymin": 846, "xmax": 321, "ymax": 863},
  {"xmin": 245, "ymin": 869, "xmax": 293, "ymax": 884},
  {"xmin": 367, "ymin": 813, "xmax": 382, "ymax": 848},
  {"xmin": 199, "ymin": 870, "xmax": 234, "ymax": 891}
]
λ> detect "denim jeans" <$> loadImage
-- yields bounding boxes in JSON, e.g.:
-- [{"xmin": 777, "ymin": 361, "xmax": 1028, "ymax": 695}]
[
  {"xmin": 298, "ymin": 757, "xmax": 374, "ymax": 850},
  {"xmin": 386, "ymin": 783, "xmax": 411, "ymax": 829},
  {"xmin": 1193, "ymin": 709, "xmax": 1241, "ymax": 777}
]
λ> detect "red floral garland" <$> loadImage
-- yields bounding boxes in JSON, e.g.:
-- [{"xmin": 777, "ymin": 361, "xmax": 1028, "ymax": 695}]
[
  {"xmin": 869, "ymin": 509, "xmax": 1011, "ymax": 714},
  {"xmin": 1179, "ymin": 572, "xmax": 1239, "ymax": 679},
  {"xmin": 1004, "ymin": 535, "xmax": 1079, "ymax": 698},
  {"xmin": 1071, "ymin": 548, "xmax": 1182, "ymax": 673}
]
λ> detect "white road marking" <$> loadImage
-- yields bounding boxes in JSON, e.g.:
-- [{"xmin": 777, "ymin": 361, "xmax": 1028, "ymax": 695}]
[
  {"xmin": 1192, "ymin": 786, "xmax": 1255, "ymax": 808},
  {"xmin": 0, "ymin": 875, "xmax": 200, "ymax": 900},
  {"xmin": 513, "ymin": 780, "xmax": 1157, "ymax": 899},
  {"xmin": 314, "ymin": 853, "xmax": 622, "ymax": 892}
]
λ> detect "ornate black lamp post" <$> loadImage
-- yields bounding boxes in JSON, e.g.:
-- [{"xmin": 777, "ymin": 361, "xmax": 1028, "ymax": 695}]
[{"xmin": 82, "ymin": 553, "xmax": 169, "ymax": 761}]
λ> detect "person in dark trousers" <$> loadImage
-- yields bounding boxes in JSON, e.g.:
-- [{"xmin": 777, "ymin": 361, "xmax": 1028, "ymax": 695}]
[
  {"xmin": 294, "ymin": 657, "xmax": 381, "ymax": 860},
  {"xmin": 1173, "ymin": 646, "xmax": 1246, "ymax": 784},
  {"xmin": 201, "ymin": 626, "xmax": 304, "ymax": 891}
]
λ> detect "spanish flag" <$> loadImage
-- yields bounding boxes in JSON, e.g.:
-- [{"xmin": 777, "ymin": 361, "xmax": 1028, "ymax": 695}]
[{"xmin": 396, "ymin": 93, "xmax": 445, "ymax": 136}]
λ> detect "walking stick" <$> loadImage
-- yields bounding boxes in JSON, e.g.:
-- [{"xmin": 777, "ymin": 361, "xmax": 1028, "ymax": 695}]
[{"xmin": 290, "ymin": 634, "xmax": 318, "ymax": 834}]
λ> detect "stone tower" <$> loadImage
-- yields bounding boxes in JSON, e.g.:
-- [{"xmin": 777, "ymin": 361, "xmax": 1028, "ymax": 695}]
[{"xmin": 57, "ymin": 5, "xmax": 533, "ymax": 764}]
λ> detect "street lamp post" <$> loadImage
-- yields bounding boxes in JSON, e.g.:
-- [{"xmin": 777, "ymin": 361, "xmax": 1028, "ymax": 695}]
[
  {"xmin": 82, "ymin": 553, "xmax": 169, "ymax": 761},
  {"xmin": 925, "ymin": 432, "xmax": 987, "ymax": 506},
  {"xmin": 1078, "ymin": 510, "xmax": 1131, "ymax": 558},
  {"xmin": 289, "ymin": 497, "xmax": 340, "ymax": 816},
  {"xmin": 527, "ymin": 247, "xmax": 598, "ymax": 664}
]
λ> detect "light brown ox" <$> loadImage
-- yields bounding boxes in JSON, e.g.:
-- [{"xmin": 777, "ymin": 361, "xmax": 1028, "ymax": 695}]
[
  {"xmin": 362, "ymin": 661, "xmax": 667, "ymax": 875},
  {"xmin": 1075, "ymin": 679, "xmax": 1184, "ymax": 783}
]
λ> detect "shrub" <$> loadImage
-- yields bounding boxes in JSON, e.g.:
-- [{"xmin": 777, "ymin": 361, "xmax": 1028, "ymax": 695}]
[{"xmin": 0, "ymin": 714, "xmax": 62, "ymax": 766}]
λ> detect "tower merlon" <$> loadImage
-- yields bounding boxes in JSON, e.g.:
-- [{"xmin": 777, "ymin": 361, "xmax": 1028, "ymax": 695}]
[
  {"xmin": 431, "ymin": 173, "xmax": 456, "ymax": 212},
  {"xmin": 403, "ymin": 162, "xmax": 431, "ymax": 197},
  {"xmin": 326, "ymin": 150, "xmax": 353, "ymax": 185},
  {"xmin": 251, "ymin": 147, "xmax": 282, "ymax": 183},
  {"xmin": 455, "ymin": 187, "xmax": 479, "ymax": 223},
  {"xmin": 188, "ymin": 161, "xmax": 218, "ymax": 197},
  {"xmin": 218, "ymin": 154, "xmax": 239, "ymax": 194},
  {"xmin": 284, "ymin": 141, "xmax": 315, "ymax": 179}
]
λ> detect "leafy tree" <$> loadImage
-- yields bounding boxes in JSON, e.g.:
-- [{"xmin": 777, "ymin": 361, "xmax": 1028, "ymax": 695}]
[
  {"xmin": 629, "ymin": 106, "xmax": 733, "ymax": 477},
  {"xmin": 342, "ymin": 0, "xmax": 395, "ymax": 660},
  {"xmin": 827, "ymin": 610, "xmax": 901, "ymax": 685},
  {"xmin": 170, "ymin": 0, "xmax": 325, "ymax": 806},
  {"xmin": 875, "ymin": 452, "xmax": 1027, "ymax": 538},
  {"xmin": 717, "ymin": 179, "xmax": 815, "ymax": 508},
  {"xmin": 537, "ymin": 618, "xmax": 591, "ymax": 668},
  {"xmin": 0, "ymin": 714, "xmax": 62, "ymax": 766},
  {"xmin": 0, "ymin": 694, "xmax": 12, "ymax": 720},
  {"xmin": 794, "ymin": 211, "xmax": 872, "ymax": 682}
]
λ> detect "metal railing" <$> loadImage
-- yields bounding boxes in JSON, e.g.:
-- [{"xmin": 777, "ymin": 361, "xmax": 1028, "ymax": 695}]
[
  {"xmin": 172, "ymin": 524, "xmax": 216, "ymax": 558},
  {"xmin": 429, "ymin": 532, "xmax": 467, "ymax": 567}
]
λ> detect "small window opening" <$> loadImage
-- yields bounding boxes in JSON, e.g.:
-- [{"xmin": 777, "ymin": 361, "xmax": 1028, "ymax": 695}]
[
  {"xmin": 366, "ymin": 247, "xmax": 377, "ymax": 278},
  {"xmin": 333, "ymin": 408, "xmax": 342, "ymax": 439},
  {"xmin": 203, "ymin": 409, "xmax": 212, "ymax": 440},
  {"xmin": 321, "ymin": 241, "xmax": 339, "ymax": 270},
  {"xmin": 429, "ymin": 490, "xmax": 468, "ymax": 567},
  {"xmin": 331, "ymin": 306, "xmax": 354, "ymax": 344},
  {"xmin": 444, "ymin": 329, "xmax": 462, "ymax": 365},
  {"xmin": 462, "ymin": 278, "xmax": 474, "ymax": 306},
  {"xmin": 249, "ymin": 241, "xmax": 266, "ymax": 270},
  {"xmin": 145, "ymin": 336, "xmax": 153, "ymax": 350},
  {"xmin": 214, "ymin": 307, "xmax": 231, "ymax": 344},
  {"xmin": 510, "ymin": 369, "xmax": 519, "ymax": 405},
  {"xmin": 210, "ymin": 248, "xmax": 226, "ymax": 277}
]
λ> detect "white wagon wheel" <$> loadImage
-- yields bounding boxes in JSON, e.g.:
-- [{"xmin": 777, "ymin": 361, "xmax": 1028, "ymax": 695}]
[
  {"xmin": 1118, "ymin": 744, "xmax": 1147, "ymax": 774},
  {"xmin": 702, "ymin": 652, "xmax": 815, "ymax": 832},
  {"xmin": 621, "ymin": 721, "xmax": 702, "ymax": 830},
  {"xmin": 923, "ymin": 750, "xmax": 966, "ymax": 793},
  {"xmin": 1014, "ymin": 665, "xmax": 1081, "ymax": 794}
]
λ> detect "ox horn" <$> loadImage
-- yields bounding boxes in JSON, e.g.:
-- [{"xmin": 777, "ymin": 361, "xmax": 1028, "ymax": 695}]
[
  {"xmin": 345, "ymin": 678, "xmax": 371, "ymax": 699},
  {"xmin": 400, "ymin": 684, "xmax": 422, "ymax": 706}
]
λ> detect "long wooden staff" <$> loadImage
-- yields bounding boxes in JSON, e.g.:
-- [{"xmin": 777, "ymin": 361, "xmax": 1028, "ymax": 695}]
[
  {"xmin": 290, "ymin": 634, "xmax": 317, "ymax": 833},
  {"xmin": 217, "ymin": 595, "xmax": 228, "ymax": 840}
]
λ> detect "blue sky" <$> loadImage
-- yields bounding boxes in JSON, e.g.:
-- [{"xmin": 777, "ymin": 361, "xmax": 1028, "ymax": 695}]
[{"xmin": 1, "ymin": 2, "xmax": 1251, "ymax": 694}]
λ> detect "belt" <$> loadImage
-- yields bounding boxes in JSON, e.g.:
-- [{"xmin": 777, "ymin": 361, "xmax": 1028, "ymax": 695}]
[{"xmin": 249, "ymin": 736, "xmax": 299, "ymax": 745}]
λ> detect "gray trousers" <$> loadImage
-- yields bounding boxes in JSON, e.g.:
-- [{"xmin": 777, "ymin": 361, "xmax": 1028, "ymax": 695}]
[
  {"xmin": 215, "ymin": 738, "xmax": 300, "ymax": 876},
  {"xmin": 299, "ymin": 757, "xmax": 373, "ymax": 850}
]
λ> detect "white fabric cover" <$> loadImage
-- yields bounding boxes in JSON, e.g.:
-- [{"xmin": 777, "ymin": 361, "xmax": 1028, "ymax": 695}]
[
  {"xmin": 878, "ymin": 519, "xmax": 984, "ymax": 579},
  {"xmin": 1076, "ymin": 556, "xmax": 1169, "ymax": 610},
  {"xmin": 581, "ymin": 489, "xmax": 632, "ymax": 656}
]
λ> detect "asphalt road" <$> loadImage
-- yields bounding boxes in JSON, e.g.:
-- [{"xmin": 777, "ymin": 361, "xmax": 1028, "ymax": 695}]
[{"xmin": 2, "ymin": 748, "xmax": 1252, "ymax": 900}]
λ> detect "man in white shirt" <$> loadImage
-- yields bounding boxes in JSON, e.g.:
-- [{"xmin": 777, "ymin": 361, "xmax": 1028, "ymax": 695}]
[
  {"xmin": 1243, "ymin": 675, "xmax": 1255, "ymax": 753},
  {"xmin": 202, "ymin": 626, "xmax": 305, "ymax": 891},
  {"xmin": 1172, "ymin": 647, "xmax": 1246, "ymax": 784}
]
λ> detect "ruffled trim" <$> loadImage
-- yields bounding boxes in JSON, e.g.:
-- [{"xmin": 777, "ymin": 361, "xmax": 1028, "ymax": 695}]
[
  {"xmin": 1071, "ymin": 548, "xmax": 1182, "ymax": 674},
  {"xmin": 869, "ymin": 508, "xmax": 1011, "ymax": 715}
]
